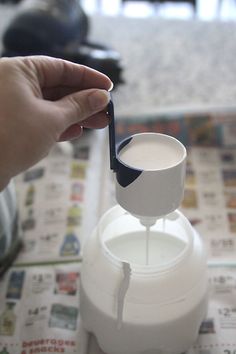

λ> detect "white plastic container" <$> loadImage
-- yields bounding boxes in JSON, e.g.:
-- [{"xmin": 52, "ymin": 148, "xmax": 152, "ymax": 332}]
[
  {"xmin": 115, "ymin": 133, "xmax": 187, "ymax": 224},
  {"xmin": 80, "ymin": 205, "xmax": 208, "ymax": 354}
]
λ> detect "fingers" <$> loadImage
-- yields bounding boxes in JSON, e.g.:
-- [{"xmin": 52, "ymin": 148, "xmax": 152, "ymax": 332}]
[
  {"xmin": 58, "ymin": 124, "xmax": 83, "ymax": 142},
  {"xmin": 58, "ymin": 108, "xmax": 109, "ymax": 142},
  {"xmin": 42, "ymin": 86, "xmax": 79, "ymax": 101},
  {"xmin": 56, "ymin": 88, "xmax": 110, "ymax": 128},
  {"xmin": 80, "ymin": 111, "xmax": 110, "ymax": 129},
  {"xmin": 57, "ymin": 102, "xmax": 110, "ymax": 142},
  {"xmin": 58, "ymin": 109, "xmax": 109, "ymax": 141},
  {"xmin": 22, "ymin": 56, "xmax": 113, "ymax": 90}
]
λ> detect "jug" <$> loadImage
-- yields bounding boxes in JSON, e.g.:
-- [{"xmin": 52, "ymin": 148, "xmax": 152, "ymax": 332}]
[{"xmin": 80, "ymin": 101, "xmax": 208, "ymax": 354}]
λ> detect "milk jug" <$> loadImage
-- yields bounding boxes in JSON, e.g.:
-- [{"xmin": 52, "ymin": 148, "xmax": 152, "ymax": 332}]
[{"xmin": 80, "ymin": 101, "xmax": 208, "ymax": 354}]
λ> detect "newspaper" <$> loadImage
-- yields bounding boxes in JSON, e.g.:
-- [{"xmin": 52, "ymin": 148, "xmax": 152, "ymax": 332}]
[
  {"xmin": 0, "ymin": 109, "xmax": 235, "ymax": 354},
  {"xmin": 0, "ymin": 265, "xmax": 236, "ymax": 354},
  {"xmin": 14, "ymin": 130, "xmax": 106, "ymax": 266},
  {"xmin": 0, "ymin": 264, "xmax": 82, "ymax": 354}
]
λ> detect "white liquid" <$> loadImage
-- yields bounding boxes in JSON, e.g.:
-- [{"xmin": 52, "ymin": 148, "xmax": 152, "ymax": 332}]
[
  {"xmin": 105, "ymin": 231, "xmax": 185, "ymax": 266},
  {"xmin": 145, "ymin": 226, "xmax": 150, "ymax": 265},
  {"xmin": 118, "ymin": 139, "xmax": 184, "ymax": 170},
  {"xmin": 163, "ymin": 217, "xmax": 166, "ymax": 232}
]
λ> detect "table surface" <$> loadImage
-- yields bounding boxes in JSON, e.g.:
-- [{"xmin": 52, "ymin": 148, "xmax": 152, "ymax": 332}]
[{"xmin": 90, "ymin": 15, "xmax": 236, "ymax": 116}]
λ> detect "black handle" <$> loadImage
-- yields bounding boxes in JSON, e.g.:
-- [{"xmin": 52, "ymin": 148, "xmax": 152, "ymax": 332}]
[{"xmin": 107, "ymin": 100, "xmax": 118, "ymax": 171}]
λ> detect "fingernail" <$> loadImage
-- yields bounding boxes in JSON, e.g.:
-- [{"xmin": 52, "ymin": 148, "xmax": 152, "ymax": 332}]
[
  {"xmin": 88, "ymin": 90, "xmax": 110, "ymax": 110},
  {"xmin": 108, "ymin": 82, "xmax": 114, "ymax": 92}
]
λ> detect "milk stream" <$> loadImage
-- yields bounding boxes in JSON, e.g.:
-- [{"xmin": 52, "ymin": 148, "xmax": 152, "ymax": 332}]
[
  {"xmin": 144, "ymin": 217, "xmax": 166, "ymax": 265},
  {"xmin": 145, "ymin": 226, "xmax": 150, "ymax": 265},
  {"xmin": 163, "ymin": 217, "xmax": 166, "ymax": 232}
]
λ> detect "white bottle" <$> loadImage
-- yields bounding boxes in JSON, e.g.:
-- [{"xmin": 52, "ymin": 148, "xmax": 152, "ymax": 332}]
[
  {"xmin": 80, "ymin": 205, "xmax": 208, "ymax": 354},
  {"xmin": 80, "ymin": 104, "xmax": 208, "ymax": 354}
]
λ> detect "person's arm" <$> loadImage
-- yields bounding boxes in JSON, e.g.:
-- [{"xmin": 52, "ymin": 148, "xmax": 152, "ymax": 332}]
[{"xmin": 0, "ymin": 56, "xmax": 112, "ymax": 190}]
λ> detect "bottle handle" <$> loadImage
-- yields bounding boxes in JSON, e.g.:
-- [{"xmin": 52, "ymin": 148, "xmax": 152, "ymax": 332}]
[{"xmin": 107, "ymin": 99, "xmax": 118, "ymax": 171}]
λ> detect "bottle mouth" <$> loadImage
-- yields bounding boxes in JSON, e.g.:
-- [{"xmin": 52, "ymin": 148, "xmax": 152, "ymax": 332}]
[{"xmin": 98, "ymin": 205, "xmax": 193, "ymax": 275}]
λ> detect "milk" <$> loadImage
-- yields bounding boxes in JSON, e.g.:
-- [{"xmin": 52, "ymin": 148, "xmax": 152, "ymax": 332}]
[
  {"xmin": 118, "ymin": 138, "xmax": 184, "ymax": 170},
  {"xmin": 145, "ymin": 226, "xmax": 150, "ymax": 265},
  {"xmin": 102, "ymin": 213, "xmax": 184, "ymax": 267},
  {"xmin": 105, "ymin": 230, "xmax": 186, "ymax": 266}
]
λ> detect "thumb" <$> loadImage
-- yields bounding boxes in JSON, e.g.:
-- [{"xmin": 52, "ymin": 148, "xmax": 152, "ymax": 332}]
[{"xmin": 56, "ymin": 88, "xmax": 111, "ymax": 128}]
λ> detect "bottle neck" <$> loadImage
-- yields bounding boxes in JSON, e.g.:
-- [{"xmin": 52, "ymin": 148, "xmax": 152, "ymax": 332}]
[{"xmin": 137, "ymin": 216, "xmax": 159, "ymax": 227}]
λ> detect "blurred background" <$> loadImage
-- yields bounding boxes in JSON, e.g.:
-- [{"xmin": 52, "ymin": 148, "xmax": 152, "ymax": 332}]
[
  {"xmin": 81, "ymin": 0, "xmax": 236, "ymax": 21},
  {"xmin": 1, "ymin": 0, "xmax": 236, "ymax": 115}
]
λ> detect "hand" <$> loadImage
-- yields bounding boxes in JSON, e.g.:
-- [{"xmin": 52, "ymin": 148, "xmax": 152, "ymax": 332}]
[{"xmin": 0, "ymin": 56, "xmax": 112, "ymax": 190}]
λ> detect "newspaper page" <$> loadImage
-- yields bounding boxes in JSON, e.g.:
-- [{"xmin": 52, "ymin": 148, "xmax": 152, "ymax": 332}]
[
  {"xmin": 0, "ymin": 264, "xmax": 82, "ymax": 354},
  {"xmin": 14, "ymin": 130, "xmax": 106, "ymax": 266},
  {"xmin": 0, "ymin": 265, "xmax": 235, "ymax": 354}
]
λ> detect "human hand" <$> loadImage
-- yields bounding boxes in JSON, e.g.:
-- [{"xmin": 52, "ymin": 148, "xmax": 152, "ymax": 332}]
[{"xmin": 0, "ymin": 56, "xmax": 112, "ymax": 190}]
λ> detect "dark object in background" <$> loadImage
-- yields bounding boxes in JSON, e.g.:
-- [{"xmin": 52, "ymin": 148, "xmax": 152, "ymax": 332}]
[
  {"xmin": 3, "ymin": 0, "xmax": 89, "ymax": 52},
  {"xmin": 2, "ymin": 0, "xmax": 123, "ymax": 86},
  {"xmin": 0, "ymin": 0, "xmax": 22, "ymax": 3}
]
